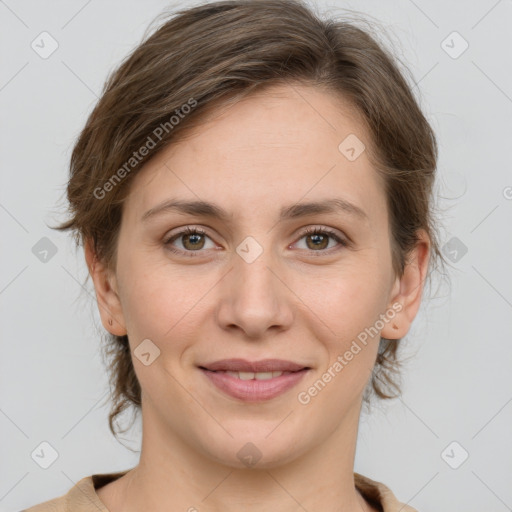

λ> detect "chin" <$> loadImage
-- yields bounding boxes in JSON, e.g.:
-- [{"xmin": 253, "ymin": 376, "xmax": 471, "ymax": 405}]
[{"xmin": 194, "ymin": 422, "xmax": 311, "ymax": 470}]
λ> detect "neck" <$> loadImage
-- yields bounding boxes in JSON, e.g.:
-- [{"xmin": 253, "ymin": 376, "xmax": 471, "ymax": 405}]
[{"xmin": 101, "ymin": 396, "xmax": 373, "ymax": 512}]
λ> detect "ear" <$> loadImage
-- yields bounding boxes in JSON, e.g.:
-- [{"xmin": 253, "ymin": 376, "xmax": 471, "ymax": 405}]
[
  {"xmin": 381, "ymin": 229, "xmax": 431, "ymax": 340},
  {"xmin": 84, "ymin": 238, "xmax": 127, "ymax": 336}
]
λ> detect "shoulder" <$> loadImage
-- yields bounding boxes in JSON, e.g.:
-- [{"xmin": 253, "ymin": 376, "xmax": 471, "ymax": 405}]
[
  {"xmin": 22, "ymin": 471, "xmax": 130, "ymax": 512},
  {"xmin": 354, "ymin": 472, "xmax": 419, "ymax": 512},
  {"xmin": 22, "ymin": 492, "xmax": 67, "ymax": 511}
]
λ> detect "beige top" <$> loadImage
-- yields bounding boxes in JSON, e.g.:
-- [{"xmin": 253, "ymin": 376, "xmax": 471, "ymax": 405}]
[{"xmin": 22, "ymin": 470, "xmax": 418, "ymax": 512}]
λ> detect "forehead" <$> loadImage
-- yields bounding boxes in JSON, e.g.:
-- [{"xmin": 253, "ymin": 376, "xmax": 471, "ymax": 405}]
[{"xmin": 123, "ymin": 83, "xmax": 386, "ymax": 230}]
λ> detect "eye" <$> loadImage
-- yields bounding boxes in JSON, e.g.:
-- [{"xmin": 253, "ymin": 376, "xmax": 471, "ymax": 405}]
[
  {"xmin": 164, "ymin": 227, "xmax": 216, "ymax": 257},
  {"xmin": 163, "ymin": 225, "xmax": 349, "ymax": 258},
  {"xmin": 293, "ymin": 226, "xmax": 348, "ymax": 254}
]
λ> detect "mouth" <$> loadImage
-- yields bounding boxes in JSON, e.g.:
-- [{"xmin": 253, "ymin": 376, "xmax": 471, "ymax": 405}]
[
  {"xmin": 199, "ymin": 358, "xmax": 310, "ymax": 373},
  {"xmin": 198, "ymin": 359, "xmax": 311, "ymax": 401},
  {"xmin": 200, "ymin": 369, "xmax": 300, "ymax": 380}
]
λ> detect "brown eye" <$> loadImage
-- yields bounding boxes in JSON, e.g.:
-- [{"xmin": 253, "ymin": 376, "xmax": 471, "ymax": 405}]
[
  {"xmin": 295, "ymin": 227, "xmax": 348, "ymax": 253},
  {"xmin": 164, "ymin": 227, "xmax": 214, "ymax": 256},
  {"xmin": 182, "ymin": 231, "xmax": 206, "ymax": 250},
  {"xmin": 305, "ymin": 232, "xmax": 329, "ymax": 250}
]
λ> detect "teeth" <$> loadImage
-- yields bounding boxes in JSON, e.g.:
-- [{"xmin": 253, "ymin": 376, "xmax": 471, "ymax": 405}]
[{"xmin": 222, "ymin": 370, "xmax": 286, "ymax": 380}]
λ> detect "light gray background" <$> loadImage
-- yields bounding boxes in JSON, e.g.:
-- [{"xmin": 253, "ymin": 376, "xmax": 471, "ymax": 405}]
[{"xmin": 1, "ymin": 0, "xmax": 511, "ymax": 510}]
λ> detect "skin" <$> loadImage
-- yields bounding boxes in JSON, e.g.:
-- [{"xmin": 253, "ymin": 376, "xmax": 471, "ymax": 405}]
[{"xmin": 86, "ymin": 83, "xmax": 430, "ymax": 512}]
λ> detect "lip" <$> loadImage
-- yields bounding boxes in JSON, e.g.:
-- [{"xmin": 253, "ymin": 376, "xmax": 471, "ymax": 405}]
[
  {"xmin": 200, "ymin": 367, "xmax": 310, "ymax": 401},
  {"xmin": 199, "ymin": 358, "xmax": 309, "ymax": 373}
]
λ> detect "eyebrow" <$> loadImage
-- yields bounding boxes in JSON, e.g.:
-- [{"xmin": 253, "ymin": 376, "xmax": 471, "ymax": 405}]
[{"xmin": 141, "ymin": 197, "xmax": 368, "ymax": 223}]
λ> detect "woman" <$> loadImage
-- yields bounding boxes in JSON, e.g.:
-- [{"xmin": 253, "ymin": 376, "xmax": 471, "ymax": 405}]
[{"xmin": 25, "ymin": 0, "xmax": 446, "ymax": 510}]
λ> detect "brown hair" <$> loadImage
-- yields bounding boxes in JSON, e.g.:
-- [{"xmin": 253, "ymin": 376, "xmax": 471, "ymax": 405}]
[{"xmin": 56, "ymin": 0, "xmax": 448, "ymax": 438}]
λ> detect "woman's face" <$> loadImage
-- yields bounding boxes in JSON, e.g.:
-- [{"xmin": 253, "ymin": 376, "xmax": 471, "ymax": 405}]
[{"xmin": 92, "ymin": 84, "xmax": 427, "ymax": 468}]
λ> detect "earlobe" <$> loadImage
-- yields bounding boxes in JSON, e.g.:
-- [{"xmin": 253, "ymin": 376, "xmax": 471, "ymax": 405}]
[
  {"xmin": 381, "ymin": 230, "xmax": 431, "ymax": 340},
  {"xmin": 84, "ymin": 239, "xmax": 127, "ymax": 336}
]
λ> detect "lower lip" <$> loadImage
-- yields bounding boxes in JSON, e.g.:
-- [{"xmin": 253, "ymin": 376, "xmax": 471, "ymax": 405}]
[{"xmin": 200, "ymin": 368, "xmax": 309, "ymax": 402}]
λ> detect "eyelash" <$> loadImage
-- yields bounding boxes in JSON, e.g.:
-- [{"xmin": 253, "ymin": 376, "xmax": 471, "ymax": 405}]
[{"xmin": 163, "ymin": 226, "xmax": 349, "ymax": 258}]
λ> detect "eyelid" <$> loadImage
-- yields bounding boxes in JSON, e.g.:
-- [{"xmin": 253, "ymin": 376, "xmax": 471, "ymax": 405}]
[
  {"xmin": 163, "ymin": 225, "xmax": 213, "ymax": 246},
  {"xmin": 163, "ymin": 224, "xmax": 349, "ymax": 256},
  {"xmin": 292, "ymin": 225, "xmax": 349, "ymax": 252}
]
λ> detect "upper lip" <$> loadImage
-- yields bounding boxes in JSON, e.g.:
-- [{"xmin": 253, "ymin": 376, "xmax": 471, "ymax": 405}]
[{"xmin": 200, "ymin": 358, "xmax": 310, "ymax": 373}]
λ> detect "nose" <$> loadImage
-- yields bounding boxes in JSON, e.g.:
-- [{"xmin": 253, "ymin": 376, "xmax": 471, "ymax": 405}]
[{"xmin": 215, "ymin": 238, "xmax": 294, "ymax": 340}]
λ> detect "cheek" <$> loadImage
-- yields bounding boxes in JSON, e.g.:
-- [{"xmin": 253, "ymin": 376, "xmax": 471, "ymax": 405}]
[
  {"xmin": 300, "ymin": 263, "xmax": 390, "ymax": 338},
  {"xmin": 117, "ymin": 269, "xmax": 199, "ymax": 395},
  {"xmin": 298, "ymin": 265, "xmax": 389, "ymax": 393},
  {"xmin": 117, "ymin": 255, "xmax": 218, "ymax": 355},
  {"xmin": 122, "ymin": 277, "xmax": 187, "ymax": 343},
  {"xmin": 299, "ymin": 278, "xmax": 382, "ymax": 409},
  {"xmin": 115, "ymin": 248, "xmax": 176, "ymax": 338}
]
